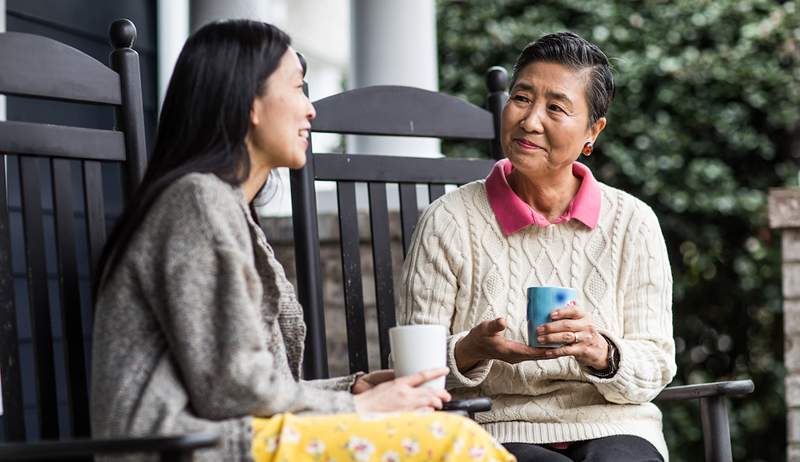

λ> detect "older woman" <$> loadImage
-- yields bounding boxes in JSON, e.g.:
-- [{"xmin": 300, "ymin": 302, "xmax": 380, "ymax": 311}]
[{"xmin": 398, "ymin": 32, "xmax": 676, "ymax": 462}]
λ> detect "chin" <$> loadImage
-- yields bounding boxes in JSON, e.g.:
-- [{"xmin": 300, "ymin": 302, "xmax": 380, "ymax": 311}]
[{"xmin": 288, "ymin": 154, "xmax": 307, "ymax": 169}]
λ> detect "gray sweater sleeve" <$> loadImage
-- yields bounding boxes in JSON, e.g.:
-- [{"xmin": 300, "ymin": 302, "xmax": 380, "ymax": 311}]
[{"xmin": 137, "ymin": 179, "xmax": 355, "ymax": 419}]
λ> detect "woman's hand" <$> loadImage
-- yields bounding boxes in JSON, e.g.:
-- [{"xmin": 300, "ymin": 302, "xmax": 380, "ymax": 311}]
[
  {"xmin": 351, "ymin": 369, "xmax": 395, "ymax": 394},
  {"xmin": 454, "ymin": 318, "xmax": 547, "ymax": 372},
  {"xmin": 536, "ymin": 303, "xmax": 609, "ymax": 370},
  {"xmin": 352, "ymin": 368, "xmax": 452, "ymax": 414}
]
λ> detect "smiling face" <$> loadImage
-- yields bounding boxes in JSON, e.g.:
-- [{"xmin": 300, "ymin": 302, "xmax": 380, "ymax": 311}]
[
  {"xmin": 501, "ymin": 61, "xmax": 605, "ymax": 179},
  {"xmin": 247, "ymin": 48, "xmax": 316, "ymax": 170}
]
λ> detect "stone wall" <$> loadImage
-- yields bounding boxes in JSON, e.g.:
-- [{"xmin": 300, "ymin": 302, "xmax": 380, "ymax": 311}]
[
  {"xmin": 260, "ymin": 211, "xmax": 406, "ymax": 378},
  {"xmin": 769, "ymin": 188, "xmax": 800, "ymax": 461}
]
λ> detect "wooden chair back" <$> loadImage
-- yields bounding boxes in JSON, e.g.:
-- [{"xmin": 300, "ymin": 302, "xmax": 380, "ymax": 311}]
[
  {"xmin": 290, "ymin": 64, "xmax": 508, "ymax": 379},
  {"xmin": 0, "ymin": 19, "xmax": 146, "ymax": 442}
]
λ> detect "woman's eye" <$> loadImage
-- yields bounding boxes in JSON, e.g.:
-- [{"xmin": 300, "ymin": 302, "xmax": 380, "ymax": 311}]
[
  {"xmin": 549, "ymin": 104, "xmax": 565, "ymax": 113},
  {"xmin": 512, "ymin": 95, "xmax": 529, "ymax": 103}
]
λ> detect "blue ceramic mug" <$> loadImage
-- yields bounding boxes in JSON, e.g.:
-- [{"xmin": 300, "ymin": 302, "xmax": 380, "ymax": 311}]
[{"xmin": 527, "ymin": 286, "xmax": 577, "ymax": 348}]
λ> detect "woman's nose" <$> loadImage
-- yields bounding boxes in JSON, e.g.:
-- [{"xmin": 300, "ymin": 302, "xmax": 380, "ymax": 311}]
[
  {"xmin": 307, "ymin": 100, "xmax": 317, "ymax": 121},
  {"xmin": 520, "ymin": 108, "xmax": 544, "ymax": 132}
]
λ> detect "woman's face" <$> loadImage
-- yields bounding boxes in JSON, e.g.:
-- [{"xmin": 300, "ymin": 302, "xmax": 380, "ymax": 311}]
[
  {"xmin": 501, "ymin": 61, "xmax": 605, "ymax": 177},
  {"xmin": 247, "ymin": 48, "xmax": 316, "ymax": 170}
]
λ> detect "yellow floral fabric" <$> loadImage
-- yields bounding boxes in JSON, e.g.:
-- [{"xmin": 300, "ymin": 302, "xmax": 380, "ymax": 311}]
[{"xmin": 252, "ymin": 411, "xmax": 515, "ymax": 462}]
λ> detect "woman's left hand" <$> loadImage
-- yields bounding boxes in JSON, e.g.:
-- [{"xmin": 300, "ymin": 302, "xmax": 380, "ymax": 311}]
[
  {"xmin": 535, "ymin": 303, "xmax": 609, "ymax": 370},
  {"xmin": 351, "ymin": 369, "xmax": 395, "ymax": 394}
]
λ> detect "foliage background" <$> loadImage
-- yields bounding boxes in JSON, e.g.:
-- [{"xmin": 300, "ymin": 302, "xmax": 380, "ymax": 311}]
[{"xmin": 437, "ymin": 1, "xmax": 800, "ymax": 460}]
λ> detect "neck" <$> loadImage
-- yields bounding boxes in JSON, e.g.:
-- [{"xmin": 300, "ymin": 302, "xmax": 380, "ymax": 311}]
[
  {"xmin": 508, "ymin": 165, "xmax": 580, "ymax": 222},
  {"xmin": 242, "ymin": 138, "xmax": 272, "ymax": 203},
  {"xmin": 242, "ymin": 161, "xmax": 271, "ymax": 203}
]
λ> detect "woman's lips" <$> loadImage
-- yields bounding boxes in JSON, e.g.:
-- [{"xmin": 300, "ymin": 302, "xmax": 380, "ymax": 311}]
[{"xmin": 514, "ymin": 138, "xmax": 543, "ymax": 150}]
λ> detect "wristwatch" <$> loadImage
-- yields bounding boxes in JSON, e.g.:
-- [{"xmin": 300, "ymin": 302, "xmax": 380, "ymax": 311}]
[{"xmin": 587, "ymin": 335, "xmax": 619, "ymax": 378}]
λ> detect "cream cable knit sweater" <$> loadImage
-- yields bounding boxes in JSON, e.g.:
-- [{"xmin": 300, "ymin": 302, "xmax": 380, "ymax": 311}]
[{"xmin": 398, "ymin": 180, "xmax": 677, "ymax": 460}]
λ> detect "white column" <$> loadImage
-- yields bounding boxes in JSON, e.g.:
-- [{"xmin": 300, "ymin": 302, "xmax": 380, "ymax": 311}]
[
  {"xmin": 157, "ymin": 0, "xmax": 189, "ymax": 110},
  {"xmin": 190, "ymin": 0, "xmax": 285, "ymax": 31},
  {"xmin": 350, "ymin": 0, "xmax": 440, "ymax": 157}
]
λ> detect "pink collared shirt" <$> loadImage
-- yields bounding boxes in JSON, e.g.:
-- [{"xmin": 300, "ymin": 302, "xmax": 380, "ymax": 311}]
[{"xmin": 485, "ymin": 159, "xmax": 601, "ymax": 235}]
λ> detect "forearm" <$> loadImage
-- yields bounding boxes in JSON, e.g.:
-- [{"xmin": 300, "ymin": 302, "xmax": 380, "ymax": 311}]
[{"xmin": 302, "ymin": 374, "xmax": 362, "ymax": 392}]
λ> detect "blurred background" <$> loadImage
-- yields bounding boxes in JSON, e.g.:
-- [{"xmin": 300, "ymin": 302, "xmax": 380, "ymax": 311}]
[{"xmin": 1, "ymin": 1, "xmax": 798, "ymax": 460}]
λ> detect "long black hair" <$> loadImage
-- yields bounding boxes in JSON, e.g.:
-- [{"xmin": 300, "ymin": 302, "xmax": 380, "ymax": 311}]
[{"xmin": 95, "ymin": 19, "xmax": 291, "ymax": 295}]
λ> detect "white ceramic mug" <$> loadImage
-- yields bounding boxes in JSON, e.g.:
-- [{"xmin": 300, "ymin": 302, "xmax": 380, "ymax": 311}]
[{"xmin": 388, "ymin": 324, "xmax": 447, "ymax": 389}]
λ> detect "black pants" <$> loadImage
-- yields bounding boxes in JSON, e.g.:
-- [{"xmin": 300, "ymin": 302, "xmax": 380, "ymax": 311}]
[{"xmin": 503, "ymin": 435, "xmax": 663, "ymax": 462}]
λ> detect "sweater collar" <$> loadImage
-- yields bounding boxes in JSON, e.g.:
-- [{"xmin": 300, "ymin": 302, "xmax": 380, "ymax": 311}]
[{"xmin": 485, "ymin": 159, "xmax": 601, "ymax": 236}]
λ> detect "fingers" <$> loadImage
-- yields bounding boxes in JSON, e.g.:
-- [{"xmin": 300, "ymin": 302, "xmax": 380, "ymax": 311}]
[
  {"xmin": 396, "ymin": 367, "xmax": 449, "ymax": 387},
  {"xmin": 537, "ymin": 319, "xmax": 585, "ymax": 335},
  {"xmin": 550, "ymin": 303, "xmax": 584, "ymax": 321},
  {"xmin": 436, "ymin": 388, "xmax": 452, "ymax": 402},
  {"xmin": 539, "ymin": 334, "xmax": 606, "ymax": 366},
  {"xmin": 427, "ymin": 394, "xmax": 443, "ymax": 410},
  {"xmin": 536, "ymin": 330, "xmax": 577, "ymax": 346},
  {"xmin": 401, "ymin": 384, "xmax": 449, "ymax": 411},
  {"xmin": 497, "ymin": 341, "xmax": 549, "ymax": 363},
  {"xmin": 483, "ymin": 317, "xmax": 507, "ymax": 334},
  {"xmin": 420, "ymin": 387, "xmax": 451, "ymax": 409}
]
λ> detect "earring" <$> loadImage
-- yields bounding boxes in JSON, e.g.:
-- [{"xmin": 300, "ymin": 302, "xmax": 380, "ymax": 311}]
[{"xmin": 582, "ymin": 142, "xmax": 593, "ymax": 156}]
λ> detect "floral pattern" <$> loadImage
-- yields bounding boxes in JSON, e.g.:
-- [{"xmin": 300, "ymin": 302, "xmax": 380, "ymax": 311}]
[
  {"xmin": 306, "ymin": 439, "xmax": 325, "ymax": 455},
  {"xmin": 401, "ymin": 438, "xmax": 420, "ymax": 456},
  {"xmin": 251, "ymin": 412, "xmax": 514, "ymax": 462},
  {"xmin": 429, "ymin": 421, "xmax": 447, "ymax": 439},
  {"xmin": 345, "ymin": 436, "xmax": 375, "ymax": 461}
]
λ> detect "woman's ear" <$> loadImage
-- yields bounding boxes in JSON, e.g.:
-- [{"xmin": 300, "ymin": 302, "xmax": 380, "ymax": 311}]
[
  {"xmin": 250, "ymin": 99, "xmax": 261, "ymax": 126},
  {"xmin": 590, "ymin": 117, "xmax": 607, "ymax": 142}
]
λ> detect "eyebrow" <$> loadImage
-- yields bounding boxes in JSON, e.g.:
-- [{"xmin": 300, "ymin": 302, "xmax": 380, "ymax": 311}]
[{"xmin": 512, "ymin": 82, "xmax": 575, "ymax": 109}]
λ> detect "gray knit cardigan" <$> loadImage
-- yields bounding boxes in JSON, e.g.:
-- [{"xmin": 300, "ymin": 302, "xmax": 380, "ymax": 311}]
[{"xmin": 91, "ymin": 173, "xmax": 357, "ymax": 461}]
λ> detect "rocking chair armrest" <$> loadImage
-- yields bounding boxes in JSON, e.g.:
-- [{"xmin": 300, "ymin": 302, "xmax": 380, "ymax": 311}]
[
  {"xmin": 653, "ymin": 379, "xmax": 753, "ymax": 461},
  {"xmin": 653, "ymin": 379, "xmax": 754, "ymax": 402},
  {"xmin": 442, "ymin": 397, "xmax": 492, "ymax": 415},
  {"xmin": 0, "ymin": 431, "xmax": 221, "ymax": 460}
]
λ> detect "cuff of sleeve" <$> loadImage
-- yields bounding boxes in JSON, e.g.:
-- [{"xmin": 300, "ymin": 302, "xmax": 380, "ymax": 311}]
[
  {"xmin": 581, "ymin": 330, "xmax": 635, "ymax": 401},
  {"xmin": 348, "ymin": 372, "xmax": 366, "ymax": 392},
  {"xmin": 304, "ymin": 374, "xmax": 363, "ymax": 392},
  {"xmin": 445, "ymin": 331, "xmax": 493, "ymax": 388}
]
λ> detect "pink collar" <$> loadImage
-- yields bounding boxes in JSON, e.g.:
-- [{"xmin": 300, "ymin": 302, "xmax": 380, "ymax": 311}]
[{"xmin": 485, "ymin": 159, "xmax": 601, "ymax": 236}]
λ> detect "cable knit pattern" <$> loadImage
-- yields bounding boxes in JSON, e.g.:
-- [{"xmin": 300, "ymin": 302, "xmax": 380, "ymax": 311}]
[
  {"xmin": 397, "ymin": 180, "xmax": 676, "ymax": 460},
  {"xmin": 91, "ymin": 173, "xmax": 357, "ymax": 461}
]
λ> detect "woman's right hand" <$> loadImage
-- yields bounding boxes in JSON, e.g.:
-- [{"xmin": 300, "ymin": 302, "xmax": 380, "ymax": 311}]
[
  {"xmin": 353, "ymin": 368, "xmax": 452, "ymax": 414},
  {"xmin": 454, "ymin": 317, "xmax": 546, "ymax": 372}
]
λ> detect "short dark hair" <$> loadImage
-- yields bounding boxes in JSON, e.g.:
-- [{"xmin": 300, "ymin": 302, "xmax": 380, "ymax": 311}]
[{"xmin": 511, "ymin": 31, "xmax": 614, "ymax": 125}]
